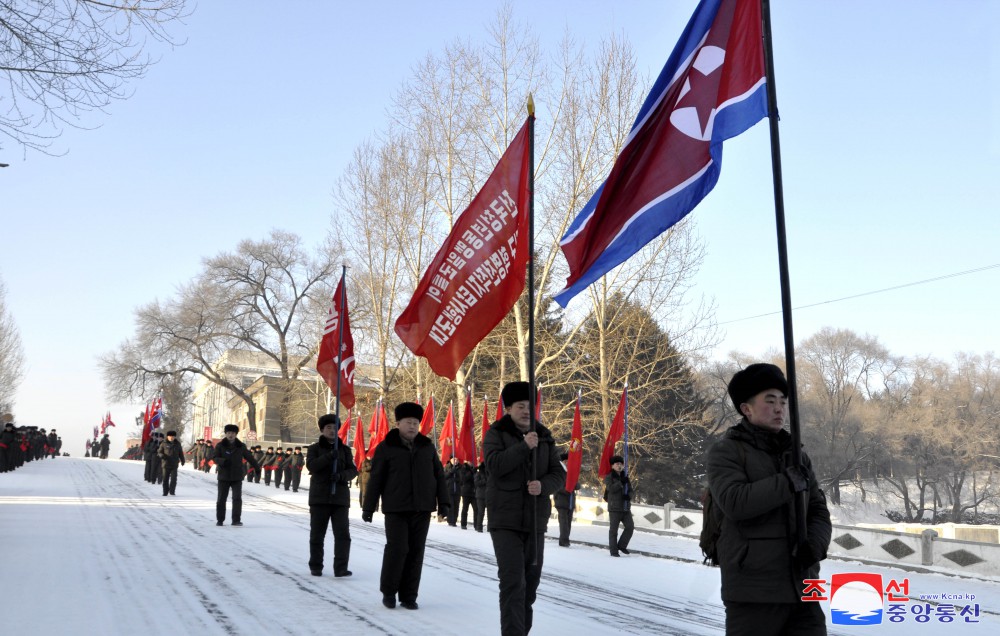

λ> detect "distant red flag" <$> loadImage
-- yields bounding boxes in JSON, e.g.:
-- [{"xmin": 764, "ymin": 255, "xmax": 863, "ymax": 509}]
[
  {"xmin": 394, "ymin": 118, "xmax": 533, "ymax": 380},
  {"xmin": 367, "ymin": 401, "xmax": 390, "ymax": 459},
  {"xmin": 438, "ymin": 402, "xmax": 455, "ymax": 464},
  {"xmin": 316, "ymin": 276, "xmax": 356, "ymax": 410},
  {"xmin": 418, "ymin": 396, "xmax": 436, "ymax": 437},
  {"xmin": 352, "ymin": 415, "xmax": 366, "ymax": 472},
  {"xmin": 338, "ymin": 409, "xmax": 351, "ymax": 444},
  {"xmin": 495, "ymin": 391, "xmax": 504, "ymax": 422},
  {"xmin": 455, "ymin": 392, "xmax": 476, "ymax": 466},
  {"xmin": 105, "ymin": 412, "xmax": 115, "ymax": 428},
  {"xmin": 566, "ymin": 393, "xmax": 583, "ymax": 491},
  {"xmin": 478, "ymin": 396, "xmax": 490, "ymax": 464},
  {"xmin": 598, "ymin": 386, "xmax": 628, "ymax": 478},
  {"xmin": 99, "ymin": 414, "xmax": 106, "ymax": 435},
  {"xmin": 535, "ymin": 385, "xmax": 543, "ymax": 422}
]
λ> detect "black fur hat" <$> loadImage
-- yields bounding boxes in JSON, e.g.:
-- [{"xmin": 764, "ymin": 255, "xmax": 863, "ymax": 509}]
[
  {"xmin": 318, "ymin": 413, "xmax": 340, "ymax": 430},
  {"xmin": 500, "ymin": 381, "xmax": 531, "ymax": 407},
  {"xmin": 609, "ymin": 455, "xmax": 624, "ymax": 466},
  {"xmin": 223, "ymin": 424, "xmax": 239, "ymax": 433},
  {"xmin": 394, "ymin": 402, "xmax": 424, "ymax": 422},
  {"xmin": 727, "ymin": 363, "xmax": 788, "ymax": 415}
]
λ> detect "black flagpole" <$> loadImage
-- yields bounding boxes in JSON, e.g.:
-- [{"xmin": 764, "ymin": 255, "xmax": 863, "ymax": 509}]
[
  {"xmin": 761, "ymin": 0, "xmax": 806, "ymax": 544},
  {"xmin": 525, "ymin": 95, "xmax": 539, "ymax": 564}
]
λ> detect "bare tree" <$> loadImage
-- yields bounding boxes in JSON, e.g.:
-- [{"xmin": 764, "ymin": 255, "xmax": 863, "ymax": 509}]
[
  {"xmin": 0, "ymin": 0, "xmax": 189, "ymax": 154},
  {"xmin": 0, "ymin": 276, "xmax": 25, "ymax": 411}
]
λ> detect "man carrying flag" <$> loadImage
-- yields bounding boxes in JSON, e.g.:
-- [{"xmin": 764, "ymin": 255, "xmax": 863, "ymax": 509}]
[{"xmin": 483, "ymin": 381, "xmax": 565, "ymax": 636}]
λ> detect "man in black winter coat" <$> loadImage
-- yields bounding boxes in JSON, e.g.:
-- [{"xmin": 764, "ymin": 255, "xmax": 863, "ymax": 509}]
[
  {"xmin": 285, "ymin": 447, "xmax": 304, "ymax": 491},
  {"xmin": 604, "ymin": 454, "xmax": 633, "ymax": 556},
  {"xmin": 214, "ymin": 425, "xmax": 260, "ymax": 526},
  {"xmin": 707, "ymin": 363, "xmax": 832, "ymax": 636},
  {"xmin": 485, "ymin": 381, "xmax": 566, "ymax": 636},
  {"xmin": 157, "ymin": 430, "xmax": 186, "ymax": 496},
  {"xmin": 362, "ymin": 402, "xmax": 450, "ymax": 610},
  {"xmin": 306, "ymin": 414, "xmax": 358, "ymax": 577}
]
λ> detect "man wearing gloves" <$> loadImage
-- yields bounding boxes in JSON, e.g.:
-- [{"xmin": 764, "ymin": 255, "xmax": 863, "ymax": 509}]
[
  {"xmin": 306, "ymin": 413, "xmax": 358, "ymax": 578},
  {"xmin": 485, "ymin": 381, "xmax": 566, "ymax": 636},
  {"xmin": 362, "ymin": 402, "xmax": 449, "ymax": 610},
  {"xmin": 214, "ymin": 424, "xmax": 260, "ymax": 526},
  {"xmin": 706, "ymin": 363, "xmax": 832, "ymax": 636}
]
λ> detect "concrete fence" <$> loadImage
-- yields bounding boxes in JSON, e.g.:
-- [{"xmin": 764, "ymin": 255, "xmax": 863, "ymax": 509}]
[{"xmin": 564, "ymin": 495, "xmax": 1000, "ymax": 577}]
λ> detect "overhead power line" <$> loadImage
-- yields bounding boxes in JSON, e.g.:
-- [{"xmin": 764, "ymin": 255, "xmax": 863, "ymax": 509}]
[{"xmin": 718, "ymin": 263, "xmax": 1000, "ymax": 326}]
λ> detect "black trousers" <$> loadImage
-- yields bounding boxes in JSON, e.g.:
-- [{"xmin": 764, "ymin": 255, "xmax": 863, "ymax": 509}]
[
  {"xmin": 217, "ymin": 480, "xmax": 244, "ymax": 524},
  {"xmin": 609, "ymin": 510, "xmax": 634, "ymax": 554},
  {"xmin": 490, "ymin": 529, "xmax": 545, "ymax": 636},
  {"xmin": 557, "ymin": 507, "xmax": 572, "ymax": 545},
  {"xmin": 381, "ymin": 512, "xmax": 431, "ymax": 602},
  {"xmin": 287, "ymin": 469, "xmax": 301, "ymax": 491},
  {"xmin": 474, "ymin": 496, "xmax": 486, "ymax": 531},
  {"xmin": 264, "ymin": 468, "xmax": 273, "ymax": 485},
  {"xmin": 161, "ymin": 462, "xmax": 178, "ymax": 495},
  {"xmin": 724, "ymin": 600, "xmax": 827, "ymax": 636},
  {"xmin": 309, "ymin": 504, "xmax": 351, "ymax": 575},
  {"xmin": 447, "ymin": 492, "xmax": 460, "ymax": 525},
  {"xmin": 274, "ymin": 467, "xmax": 285, "ymax": 488},
  {"xmin": 144, "ymin": 458, "xmax": 154, "ymax": 482},
  {"xmin": 460, "ymin": 494, "xmax": 477, "ymax": 528}
]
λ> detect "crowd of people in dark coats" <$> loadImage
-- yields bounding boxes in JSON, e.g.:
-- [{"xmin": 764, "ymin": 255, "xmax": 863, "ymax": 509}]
[{"xmin": 1, "ymin": 416, "xmax": 63, "ymax": 472}]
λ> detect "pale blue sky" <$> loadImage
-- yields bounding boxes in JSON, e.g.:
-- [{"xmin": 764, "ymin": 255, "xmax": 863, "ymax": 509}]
[{"xmin": 2, "ymin": 1, "xmax": 998, "ymax": 454}]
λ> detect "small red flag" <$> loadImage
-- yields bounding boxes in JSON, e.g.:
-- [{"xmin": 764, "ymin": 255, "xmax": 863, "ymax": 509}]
[
  {"xmin": 352, "ymin": 415, "xmax": 366, "ymax": 472},
  {"xmin": 495, "ymin": 390, "xmax": 504, "ymax": 422},
  {"xmin": 438, "ymin": 402, "xmax": 455, "ymax": 464},
  {"xmin": 478, "ymin": 396, "xmax": 490, "ymax": 464},
  {"xmin": 566, "ymin": 393, "xmax": 583, "ymax": 491},
  {"xmin": 394, "ymin": 119, "xmax": 533, "ymax": 380},
  {"xmin": 316, "ymin": 276, "xmax": 356, "ymax": 410},
  {"xmin": 418, "ymin": 396, "xmax": 436, "ymax": 437},
  {"xmin": 455, "ymin": 392, "xmax": 476, "ymax": 466},
  {"xmin": 598, "ymin": 386, "xmax": 628, "ymax": 478},
  {"xmin": 105, "ymin": 412, "xmax": 115, "ymax": 428},
  {"xmin": 535, "ymin": 385, "xmax": 543, "ymax": 422},
  {"xmin": 338, "ymin": 409, "xmax": 351, "ymax": 444}
]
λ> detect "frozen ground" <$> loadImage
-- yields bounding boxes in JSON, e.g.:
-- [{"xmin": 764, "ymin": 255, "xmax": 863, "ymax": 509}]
[{"xmin": 2, "ymin": 457, "xmax": 999, "ymax": 635}]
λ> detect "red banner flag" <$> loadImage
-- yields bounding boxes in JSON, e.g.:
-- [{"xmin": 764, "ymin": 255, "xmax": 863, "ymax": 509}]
[
  {"xmin": 535, "ymin": 385, "xmax": 543, "ymax": 422},
  {"xmin": 455, "ymin": 392, "xmax": 476, "ymax": 466},
  {"xmin": 438, "ymin": 402, "xmax": 455, "ymax": 464},
  {"xmin": 394, "ymin": 119, "xmax": 533, "ymax": 380},
  {"xmin": 317, "ymin": 276, "xmax": 356, "ymax": 410},
  {"xmin": 495, "ymin": 390, "xmax": 504, "ymax": 422},
  {"xmin": 478, "ymin": 396, "xmax": 490, "ymax": 464},
  {"xmin": 105, "ymin": 412, "xmax": 116, "ymax": 428},
  {"xmin": 338, "ymin": 409, "xmax": 351, "ymax": 444},
  {"xmin": 566, "ymin": 393, "xmax": 583, "ymax": 491},
  {"xmin": 598, "ymin": 386, "xmax": 628, "ymax": 478},
  {"xmin": 352, "ymin": 415, "xmax": 366, "ymax": 472},
  {"xmin": 418, "ymin": 396, "xmax": 436, "ymax": 437}
]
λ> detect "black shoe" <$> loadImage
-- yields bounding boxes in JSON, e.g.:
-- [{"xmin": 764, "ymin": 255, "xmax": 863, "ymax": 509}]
[
  {"xmin": 400, "ymin": 601, "xmax": 419, "ymax": 610},
  {"xmin": 610, "ymin": 552, "xmax": 620, "ymax": 557},
  {"xmin": 382, "ymin": 595, "xmax": 396, "ymax": 609},
  {"xmin": 170, "ymin": 492, "xmax": 176, "ymax": 496},
  {"xmin": 310, "ymin": 570, "xmax": 322, "ymax": 577},
  {"xmin": 216, "ymin": 521, "xmax": 224, "ymax": 526},
  {"xmin": 162, "ymin": 493, "xmax": 168, "ymax": 496},
  {"xmin": 232, "ymin": 521, "xmax": 243, "ymax": 526},
  {"xmin": 334, "ymin": 570, "xmax": 352, "ymax": 577},
  {"xmin": 620, "ymin": 548, "xmax": 630, "ymax": 555},
  {"xmin": 559, "ymin": 541, "xmax": 570, "ymax": 547}
]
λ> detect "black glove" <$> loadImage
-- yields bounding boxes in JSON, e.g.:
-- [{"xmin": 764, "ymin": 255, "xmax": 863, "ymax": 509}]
[
  {"xmin": 795, "ymin": 541, "xmax": 822, "ymax": 569},
  {"xmin": 784, "ymin": 465, "xmax": 808, "ymax": 493},
  {"xmin": 438, "ymin": 504, "xmax": 450, "ymax": 518},
  {"xmin": 362, "ymin": 511, "xmax": 373, "ymax": 523}
]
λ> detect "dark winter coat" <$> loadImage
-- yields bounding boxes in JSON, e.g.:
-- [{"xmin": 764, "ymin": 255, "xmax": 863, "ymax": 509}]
[
  {"xmin": 213, "ymin": 438, "xmax": 259, "ymax": 482},
  {"xmin": 262, "ymin": 451, "xmax": 277, "ymax": 469},
  {"xmin": 306, "ymin": 435, "xmax": 357, "ymax": 507},
  {"xmin": 362, "ymin": 428, "xmax": 449, "ymax": 515},
  {"xmin": 474, "ymin": 465, "xmax": 488, "ymax": 499},
  {"xmin": 157, "ymin": 439, "xmax": 185, "ymax": 468},
  {"xmin": 285, "ymin": 452, "xmax": 304, "ymax": 472},
  {"xmin": 554, "ymin": 482, "xmax": 578, "ymax": 511},
  {"xmin": 603, "ymin": 471, "xmax": 632, "ymax": 513},
  {"xmin": 443, "ymin": 462, "xmax": 460, "ymax": 495},
  {"xmin": 483, "ymin": 415, "xmax": 565, "ymax": 534},
  {"xmin": 706, "ymin": 420, "xmax": 832, "ymax": 604},
  {"xmin": 458, "ymin": 463, "xmax": 477, "ymax": 498}
]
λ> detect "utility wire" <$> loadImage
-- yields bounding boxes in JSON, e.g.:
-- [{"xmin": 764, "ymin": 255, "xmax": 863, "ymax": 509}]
[{"xmin": 718, "ymin": 263, "xmax": 1000, "ymax": 326}]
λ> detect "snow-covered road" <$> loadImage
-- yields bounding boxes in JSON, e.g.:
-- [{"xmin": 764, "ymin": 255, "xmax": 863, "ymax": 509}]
[{"xmin": 3, "ymin": 457, "xmax": 998, "ymax": 635}]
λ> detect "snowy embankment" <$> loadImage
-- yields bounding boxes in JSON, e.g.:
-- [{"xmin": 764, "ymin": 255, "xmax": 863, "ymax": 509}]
[{"xmin": 2, "ymin": 458, "xmax": 999, "ymax": 635}]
